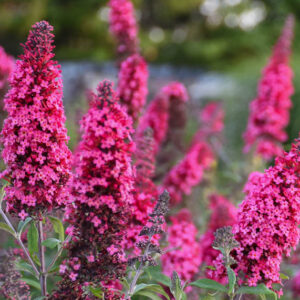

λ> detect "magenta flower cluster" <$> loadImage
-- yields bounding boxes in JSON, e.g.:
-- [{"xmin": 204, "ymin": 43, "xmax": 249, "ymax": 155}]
[
  {"xmin": 1, "ymin": 21, "xmax": 72, "ymax": 216},
  {"xmin": 53, "ymin": 81, "xmax": 134, "ymax": 299},
  {"xmin": 233, "ymin": 140, "xmax": 300, "ymax": 291},
  {"xmin": 162, "ymin": 209, "xmax": 201, "ymax": 284},
  {"xmin": 0, "ymin": 46, "xmax": 14, "ymax": 90},
  {"xmin": 117, "ymin": 54, "xmax": 148, "ymax": 121},
  {"xmin": 109, "ymin": 0, "xmax": 138, "ymax": 57},
  {"xmin": 137, "ymin": 82, "xmax": 188, "ymax": 155},
  {"xmin": 161, "ymin": 141, "xmax": 214, "ymax": 205},
  {"xmin": 243, "ymin": 16, "xmax": 294, "ymax": 160}
]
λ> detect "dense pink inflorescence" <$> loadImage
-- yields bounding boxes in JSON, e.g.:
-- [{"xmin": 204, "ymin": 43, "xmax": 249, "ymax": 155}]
[
  {"xmin": 0, "ymin": 46, "xmax": 14, "ymax": 90},
  {"xmin": 137, "ymin": 82, "xmax": 188, "ymax": 155},
  {"xmin": 243, "ymin": 16, "xmax": 294, "ymax": 160},
  {"xmin": 162, "ymin": 209, "xmax": 201, "ymax": 284},
  {"xmin": 161, "ymin": 140, "xmax": 214, "ymax": 205},
  {"xmin": 1, "ymin": 21, "xmax": 72, "ymax": 216},
  {"xmin": 123, "ymin": 128, "xmax": 158, "ymax": 253},
  {"xmin": 201, "ymin": 194, "xmax": 237, "ymax": 269},
  {"xmin": 50, "ymin": 81, "xmax": 134, "ymax": 299},
  {"xmin": 109, "ymin": 0, "xmax": 138, "ymax": 57},
  {"xmin": 117, "ymin": 54, "xmax": 148, "ymax": 121},
  {"xmin": 231, "ymin": 139, "xmax": 300, "ymax": 290},
  {"xmin": 292, "ymin": 270, "xmax": 300, "ymax": 298}
]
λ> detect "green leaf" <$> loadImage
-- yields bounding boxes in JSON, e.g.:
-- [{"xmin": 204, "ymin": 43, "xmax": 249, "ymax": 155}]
[
  {"xmin": 0, "ymin": 222, "xmax": 16, "ymax": 237},
  {"xmin": 28, "ymin": 222, "xmax": 39, "ymax": 255},
  {"xmin": 32, "ymin": 253, "xmax": 41, "ymax": 266},
  {"xmin": 171, "ymin": 271, "xmax": 183, "ymax": 299},
  {"xmin": 236, "ymin": 284, "xmax": 277, "ymax": 299},
  {"xmin": 189, "ymin": 279, "xmax": 227, "ymax": 293},
  {"xmin": 89, "ymin": 286, "xmax": 103, "ymax": 298},
  {"xmin": 15, "ymin": 260, "xmax": 35, "ymax": 276},
  {"xmin": 133, "ymin": 283, "xmax": 170, "ymax": 300},
  {"xmin": 120, "ymin": 278, "xmax": 130, "ymax": 290},
  {"xmin": 42, "ymin": 238, "xmax": 61, "ymax": 249},
  {"xmin": 202, "ymin": 265, "xmax": 216, "ymax": 271},
  {"xmin": 34, "ymin": 297, "xmax": 45, "ymax": 300},
  {"xmin": 279, "ymin": 272, "xmax": 289, "ymax": 280},
  {"xmin": 49, "ymin": 216, "xmax": 65, "ymax": 241},
  {"xmin": 145, "ymin": 267, "xmax": 172, "ymax": 287},
  {"xmin": 226, "ymin": 267, "xmax": 236, "ymax": 294},
  {"xmin": 135, "ymin": 291, "xmax": 162, "ymax": 300},
  {"xmin": 23, "ymin": 278, "xmax": 41, "ymax": 290},
  {"xmin": 260, "ymin": 295, "xmax": 267, "ymax": 300},
  {"xmin": 17, "ymin": 217, "xmax": 32, "ymax": 235}
]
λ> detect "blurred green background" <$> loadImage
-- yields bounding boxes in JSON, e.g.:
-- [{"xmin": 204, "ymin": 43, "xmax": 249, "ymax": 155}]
[{"xmin": 0, "ymin": 0, "xmax": 299, "ymax": 147}]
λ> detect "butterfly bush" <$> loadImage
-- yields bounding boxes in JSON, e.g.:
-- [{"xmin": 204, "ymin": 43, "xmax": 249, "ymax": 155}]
[
  {"xmin": 1, "ymin": 21, "xmax": 72, "ymax": 216},
  {"xmin": 162, "ymin": 209, "xmax": 201, "ymax": 284},
  {"xmin": 123, "ymin": 128, "xmax": 158, "ymax": 253},
  {"xmin": 50, "ymin": 81, "xmax": 134, "ymax": 299},
  {"xmin": 161, "ymin": 141, "xmax": 214, "ymax": 206},
  {"xmin": 231, "ymin": 139, "xmax": 300, "ymax": 291},
  {"xmin": 201, "ymin": 194, "xmax": 237, "ymax": 269},
  {"xmin": 137, "ymin": 82, "xmax": 188, "ymax": 155},
  {"xmin": 117, "ymin": 54, "xmax": 148, "ymax": 121},
  {"xmin": 243, "ymin": 16, "xmax": 294, "ymax": 160},
  {"xmin": 109, "ymin": 0, "xmax": 138, "ymax": 57}
]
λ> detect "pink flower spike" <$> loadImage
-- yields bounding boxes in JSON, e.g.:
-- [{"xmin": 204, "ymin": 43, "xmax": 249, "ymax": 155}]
[
  {"xmin": 243, "ymin": 16, "xmax": 294, "ymax": 160},
  {"xmin": 1, "ymin": 21, "xmax": 72, "ymax": 217}
]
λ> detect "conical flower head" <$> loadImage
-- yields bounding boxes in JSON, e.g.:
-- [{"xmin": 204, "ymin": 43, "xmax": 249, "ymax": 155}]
[
  {"xmin": 54, "ymin": 81, "xmax": 134, "ymax": 297},
  {"xmin": 243, "ymin": 16, "xmax": 294, "ymax": 160},
  {"xmin": 109, "ymin": 0, "xmax": 138, "ymax": 57},
  {"xmin": 1, "ymin": 21, "xmax": 72, "ymax": 216},
  {"xmin": 117, "ymin": 54, "xmax": 148, "ymax": 122},
  {"xmin": 230, "ymin": 138, "xmax": 300, "ymax": 291}
]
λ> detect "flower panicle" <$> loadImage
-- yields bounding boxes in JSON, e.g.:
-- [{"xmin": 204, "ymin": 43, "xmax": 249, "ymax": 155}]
[
  {"xmin": 243, "ymin": 16, "xmax": 294, "ymax": 160},
  {"xmin": 1, "ymin": 20, "xmax": 72, "ymax": 216},
  {"xmin": 117, "ymin": 54, "xmax": 148, "ymax": 121}
]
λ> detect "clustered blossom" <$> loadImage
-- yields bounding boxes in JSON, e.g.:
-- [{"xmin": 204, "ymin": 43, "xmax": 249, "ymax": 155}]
[
  {"xmin": 201, "ymin": 194, "xmax": 237, "ymax": 269},
  {"xmin": 117, "ymin": 54, "xmax": 148, "ymax": 121},
  {"xmin": 232, "ymin": 139, "xmax": 300, "ymax": 291},
  {"xmin": 0, "ymin": 46, "xmax": 14, "ymax": 91},
  {"xmin": 292, "ymin": 270, "xmax": 300, "ymax": 298},
  {"xmin": 243, "ymin": 16, "xmax": 294, "ymax": 160},
  {"xmin": 51, "ymin": 81, "xmax": 134, "ymax": 299},
  {"xmin": 1, "ymin": 21, "xmax": 72, "ymax": 216},
  {"xmin": 123, "ymin": 128, "xmax": 158, "ymax": 253},
  {"xmin": 161, "ymin": 141, "xmax": 214, "ymax": 205},
  {"xmin": 137, "ymin": 82, "xmax": 188, "ymax": 155},
  {"xmin": 162, "ymin": 209, "xmax": 201, "ymax": 284},
  {"xmin": 109, "ymin": 0, "xmax": 138, "ymax": 57}
]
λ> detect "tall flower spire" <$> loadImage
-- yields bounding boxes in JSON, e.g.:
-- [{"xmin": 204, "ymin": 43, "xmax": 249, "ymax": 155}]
[
  {"xmin": 243, "ymin": 16, "xmax": 294, "ymax": 160},
  {"xmin": 233, "ymin": 138, "xmax": 300, "ymax": 292},
  {"xmin": 51, "ymin": 81, "xmax": 134, "ymax": 299},
  {"xmin": 136, "ymin": 82, "xmax": 188, "ymax": 156},
  {"xmin": 117, "ymin": 54, "xmax": 148, "ymax": 122},
  {"xmin": 109, "ymin": 0, "xmax": 138, "ymax": 57},
  {"xmin": 1, "ymin": 21, "xmax": 72, "ymax": 216}
]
